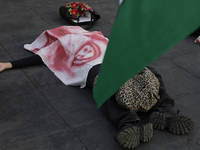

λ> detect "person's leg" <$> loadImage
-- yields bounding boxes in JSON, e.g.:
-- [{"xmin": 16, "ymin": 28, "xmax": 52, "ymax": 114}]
[
  {"xmin": 148, "ymin": 67, "xmax": 195, "ymax": 134},
  {"xmin": 87, "ymin": 66, "xmax": 153, "ymax": 149},
  {"xmin": 87, "ymin": 65, "xmax": 141, "ymax": 128},
  {"xmin": 103, "ymin": 95, "xmax": 140, "ymax": 129},
  {"xmin": 101, "ymin": 95, "xmax": 153, "ymax": 149},
  {"xmin": 0, "ymin": 55, "xmax": 43, "ymax": 72},
  {"xmin": 148, "ymin": 66, "xmax": 175, "ymax": 113},
  {"xmin": 11, "ymin": 54, "xmax": 43, "ymax": 69}
]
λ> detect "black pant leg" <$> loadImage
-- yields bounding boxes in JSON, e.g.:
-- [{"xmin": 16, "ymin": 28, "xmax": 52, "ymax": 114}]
[
  {"xmin": 87, "ymin": 65, "xmax": 140, "ymax": 130},
  {"xmin": 147, "ymin": 66, "xmax": 174, "ymax": 110},
  {"xmin": 86, "ymin": 64, "xmax": 101, "ymax": 89},
  {"xmin": 11, "ymin": 54, "xmax": 43, "ymax": 69},
  {"xmin": 100, "ymin": 95, "xmax": 140, "ymax": 130}
]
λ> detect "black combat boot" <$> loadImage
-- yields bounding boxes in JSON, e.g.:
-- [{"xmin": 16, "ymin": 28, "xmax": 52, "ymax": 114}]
[
  {"xmin": 115, "ymin": 122, "xmax": 153, "ymax": 149},
  {"xmin": 149, "ymin": 106, "xmax": 195, "ymax": 134}
]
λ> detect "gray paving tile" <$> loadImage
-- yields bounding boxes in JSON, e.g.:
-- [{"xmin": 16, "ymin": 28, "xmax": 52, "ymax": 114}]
[
  {"xmin": 37, "ymin": 83, "xmax": 103, "ymax": 126},
  {"xmin": 143, "ymin": 130, "xmax": 200, "ymax": 150},
  {"xmin": 90, "ymin": 20, "xmax": 113, "ymax": 38},
  {"xmin": 87, "ymin": 0, "xmax": 119, "ymax": 21},
  {"xmin": 172, "ymin": 90, "xmax": 200, "ymax": 144},
  {"xmin": 0, "ymin": 9, "xmax": 47, "ymax": 33},
  {"xmin": 0, "ymin": 44, "xmax": 12, "ymax": 61},
  {"xmin": 1, "ymin": 0, "xmax": 200, "ymax": 150},
  {"xmin": 22, "ymin": 65, "xmax": 62, "ymax": 87},
  {"xmin": 27, "ymin": 75, "xmax": 123, "ymax": 149},
  {"xmin": 168, "ymin": 52, "xmax": 200, "ymax": 79},
  {"xmin": 34, "ymin": 85, "xmax": 125, "ymax": 149},
  {"xmin": 163, "ymin": 36, "xmax": 200, "ymax": 59},
  {"xmin": 73, "ymin": 120, "xmax": 123, "ymax": 150},
  {"xmin": 150, "ymin": 56, "xmax": 200, "ymax": 97},
  {"xmin": 0, "ymin": 70, "xmax": 87, "ymax": 150}
]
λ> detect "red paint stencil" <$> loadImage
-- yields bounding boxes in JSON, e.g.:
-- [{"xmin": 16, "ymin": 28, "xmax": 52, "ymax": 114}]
[{"xmin": 73, "ymin": 40, "xmax": 102, "ymax": 66}]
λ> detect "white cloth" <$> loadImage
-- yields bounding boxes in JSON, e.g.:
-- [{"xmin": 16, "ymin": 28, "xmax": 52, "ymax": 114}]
[{"xmin": 24, "ymin": 26, "xmax": 108, "ymax": 88}]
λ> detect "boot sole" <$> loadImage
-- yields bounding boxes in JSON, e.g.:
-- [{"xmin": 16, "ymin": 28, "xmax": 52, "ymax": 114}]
[
  {"xmin": 149, "ymin": 112, "xmax": 195, "ymax": 134},
  {"xmin": 116, "ymin": 123, "xmax": 153, "ymax": 149}
]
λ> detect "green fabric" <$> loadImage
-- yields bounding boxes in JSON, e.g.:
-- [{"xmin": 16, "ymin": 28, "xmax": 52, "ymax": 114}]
[{"xmin": 93, "ymin": 0, "xmax": 200, "ymax": 108}]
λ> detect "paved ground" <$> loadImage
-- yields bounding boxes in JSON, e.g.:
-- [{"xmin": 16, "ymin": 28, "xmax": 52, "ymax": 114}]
[{"xmin": 0, "ymin": 0, "xmax": 200, "ymax": 150}]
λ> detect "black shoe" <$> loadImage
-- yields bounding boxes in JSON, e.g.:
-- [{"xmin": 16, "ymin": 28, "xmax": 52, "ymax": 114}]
[
  {"xmin": 149, "ymin": 111, "xmax": 195, "ymax": 134},
  {"xmin": 115, "ymin": 123, "xmax": 153, "ymax": 149}
]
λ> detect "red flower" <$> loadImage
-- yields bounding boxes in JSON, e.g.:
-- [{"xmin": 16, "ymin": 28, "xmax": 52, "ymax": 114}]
[
  {"xmin": 71, "ymin": 2, "xmax": 80, "ymax": 8},
  {"xmin": 70, "ymin": 9, "xmax": 78, "ymax": 16},
  {"xmin": 79, "ymin": 5, "xmax": 85, "ymax": 10},
  {"xmin": 78, "ymin": 10, "xmax": 83, "ymax": 16}
]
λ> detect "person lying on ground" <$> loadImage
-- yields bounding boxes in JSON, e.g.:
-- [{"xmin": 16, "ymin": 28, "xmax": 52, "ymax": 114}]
[{"xmin": 0, "ymin": 26, "xmax": 195, "ymax": 149}]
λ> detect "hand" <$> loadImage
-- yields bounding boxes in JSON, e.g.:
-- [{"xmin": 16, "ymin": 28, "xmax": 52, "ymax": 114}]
[{"xmin": 0, "ymin": 62, "xmax": 12, "ymax": 72}]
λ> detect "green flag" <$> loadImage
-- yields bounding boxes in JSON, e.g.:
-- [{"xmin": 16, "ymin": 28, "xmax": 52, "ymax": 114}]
[{"xmin": 94, "ymin": 0, "xmax": 200, "ymax": 108}]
